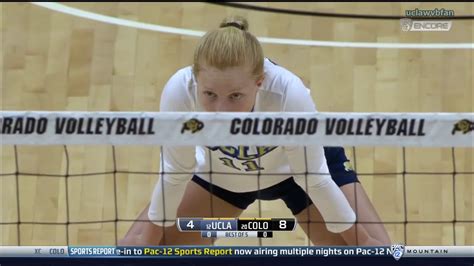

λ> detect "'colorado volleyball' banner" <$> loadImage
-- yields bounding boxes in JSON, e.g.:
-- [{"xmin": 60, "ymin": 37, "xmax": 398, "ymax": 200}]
[{"xmin": 0, "ymin": 112, "xmax": 472, "ymax": 147}]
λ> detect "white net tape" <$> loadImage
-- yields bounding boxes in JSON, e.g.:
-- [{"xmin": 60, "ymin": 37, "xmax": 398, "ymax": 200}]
[{"xmin": 1, "ymin": 111, "xmax": 473, "ymax": 147}]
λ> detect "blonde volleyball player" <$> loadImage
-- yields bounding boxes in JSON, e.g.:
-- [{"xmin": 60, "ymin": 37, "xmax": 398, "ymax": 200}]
[{"xmin": 120, "ymin": 17, "xmax": 391, "ymax": 246}]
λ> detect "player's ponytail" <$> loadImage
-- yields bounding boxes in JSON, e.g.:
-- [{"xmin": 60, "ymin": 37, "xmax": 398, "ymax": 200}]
[
  {"xmin": 193, "ymin": 16, "xmax": 264, "ymax": 79},
  {"xmin": 219, "ymin": 16, "xmax": 249, "ymax": 31}
]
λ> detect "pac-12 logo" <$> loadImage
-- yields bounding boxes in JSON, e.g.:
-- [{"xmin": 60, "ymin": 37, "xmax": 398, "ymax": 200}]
[
  {"xmin": 451, "ymin": 119, "xmax": 474, "ymax": 135},
  {"xmin": 181, "ymin": 118, "xmax": 204, "ymax": 134},
  {"xmin": 391, "ymin": 244, "xmax": 405, "ymax": 261}
]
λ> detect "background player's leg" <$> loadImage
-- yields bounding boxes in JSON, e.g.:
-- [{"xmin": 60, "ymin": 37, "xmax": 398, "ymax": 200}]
[
  {"xmin": 161, "ymin": 181, "xmax": 245, "ymax": 245},
  {"xmin": 294, "ymin": 204, "xmax": 346, "ymax": 245},
  {"xmin": 295, "ymin": 182, "xmax": 391, "ymax": 245},
  {"xmin": 119, "ymin": 203, "xmax": 163, "ymax": 246},
  {"xmin": 339, "ymin": 182, "xmax": 391, "ymax": 245}
]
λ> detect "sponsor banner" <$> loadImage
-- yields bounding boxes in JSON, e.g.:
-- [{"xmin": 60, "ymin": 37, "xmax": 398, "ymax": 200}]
[
  {"xmin": 403, "ymin": 246, "xmax": 474, "ymax": 257},
  {"xmin": 1, "ymin": 112, "xmax": 472, "ymax": 147}
]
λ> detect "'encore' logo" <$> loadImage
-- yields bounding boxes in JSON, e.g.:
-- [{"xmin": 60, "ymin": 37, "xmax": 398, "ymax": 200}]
[{"xmin": 400, "ymin": 18, "xmax": 452, "ymax": 32}]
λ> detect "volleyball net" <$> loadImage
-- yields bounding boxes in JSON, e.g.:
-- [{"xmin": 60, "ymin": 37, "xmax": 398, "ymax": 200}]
[{"xmin": 0, "ymin": 111, "xmax": 473, "ymax": 246}]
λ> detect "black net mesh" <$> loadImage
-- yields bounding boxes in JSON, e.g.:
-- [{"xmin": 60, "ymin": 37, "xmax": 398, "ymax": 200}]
[{"xmin": 0, "ymin": 145, "xmax": 472, "ymax": 246}]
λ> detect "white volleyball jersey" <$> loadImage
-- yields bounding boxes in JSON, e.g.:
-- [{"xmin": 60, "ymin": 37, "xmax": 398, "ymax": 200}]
[
  {"xmin": 159, "ymin": 58, "xmax": 327, "ymax": 192},
  {"xmin": 150, "ymin": 58, "xmax": 356, "ymax": 233}
]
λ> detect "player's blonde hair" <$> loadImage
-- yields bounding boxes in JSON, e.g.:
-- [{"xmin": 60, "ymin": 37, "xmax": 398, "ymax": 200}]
[{"xmin": 193, "ymin": 16, "xmax": 264, "ymax": 79}]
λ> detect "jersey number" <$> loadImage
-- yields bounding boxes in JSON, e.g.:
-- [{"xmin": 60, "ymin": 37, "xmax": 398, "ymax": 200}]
[{"xmin": 219, "ymin": 158, "xmax": 264, "ymax": 172}]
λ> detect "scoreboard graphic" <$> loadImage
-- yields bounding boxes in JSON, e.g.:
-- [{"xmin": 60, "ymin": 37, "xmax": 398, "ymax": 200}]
[{"xmin": 176, "ymin": 217, "xmax": 296, "ymax": 238}]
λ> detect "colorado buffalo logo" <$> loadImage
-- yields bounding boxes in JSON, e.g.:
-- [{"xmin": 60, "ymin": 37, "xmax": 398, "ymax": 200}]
[
  {"xmin": 452, "ymin": 119, "xmax": 474, "ymax": 135},
  {"xmin": 181, "ymin": 118, "xmax": 204, "ymax": 134}
]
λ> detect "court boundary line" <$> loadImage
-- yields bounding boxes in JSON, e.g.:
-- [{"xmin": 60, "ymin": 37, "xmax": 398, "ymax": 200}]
[
  {"xmin": 31, "ymin": 2, "xmax": 474, "ymax": 49},
  {"xmin": 207, "ymin": 2, "xmax": 474, "ymax": 20}
]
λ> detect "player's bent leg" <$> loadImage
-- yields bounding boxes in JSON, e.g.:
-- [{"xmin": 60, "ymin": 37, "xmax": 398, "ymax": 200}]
[
  {"xmin": 119, "ymin": 203, "xmax": 163, "ymax": 246},
  {"xmin": 294, "ymin": 182, "xmax": 390, "ymax": 246},
  {"xmin": 277, "ymin": 177, "xmax": 346, "ymax": 245},
  {"xmin": 339, "ymin": 182, "xmax": 391, "ymax": 245},
  {"xmin": 294, "ymin": 204, "xmax": 347, "ymax": 246},
  {"xmin": 161, "ymin": 180, "xmax": 245, "ymax": 245}
]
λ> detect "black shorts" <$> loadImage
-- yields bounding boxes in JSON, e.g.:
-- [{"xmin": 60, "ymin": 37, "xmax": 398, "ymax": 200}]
[{"xmin": 191, "ymin": 147, "xmax": 359, "ymax": 215}]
